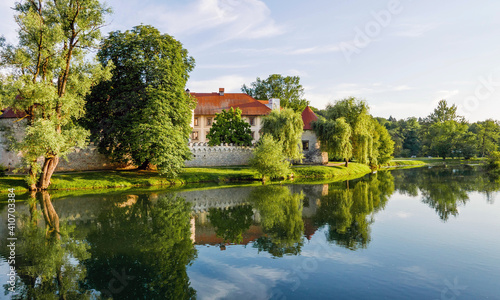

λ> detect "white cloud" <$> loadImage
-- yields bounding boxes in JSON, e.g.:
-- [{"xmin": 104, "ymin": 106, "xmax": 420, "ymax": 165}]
[
  {"xmin": 189, "ymin": 259, "xmax": 290, "ymax": 300},
  {"xmin": 187, "ymin": 75, "xmax": 252, "ymax": 93},
  {"xmin": 137, "ymin": 0, "xmax": 285, "ymax": 44}
]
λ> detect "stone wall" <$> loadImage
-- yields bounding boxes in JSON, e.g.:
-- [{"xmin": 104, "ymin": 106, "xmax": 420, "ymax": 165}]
[
  {"xmin": 0, "ymin": 118, "xmax": 124, "ymax": 172},
  {"xmin": 301, "ymin": 130, "xmax": 328, "ymax": 165},
  {"xmin": 1, "ymin": 119, "xmax": 326, "ymax": 172},
  {"xmin": 185, "ymin": 142, "xmax": 254, "ymax": 167}
]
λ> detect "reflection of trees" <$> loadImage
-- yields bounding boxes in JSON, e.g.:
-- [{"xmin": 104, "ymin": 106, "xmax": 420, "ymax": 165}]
[
  {"xmin": 314, "ymin": 171, "xmax": 394, "ymax": 250},
  {"xmin": 208, "ymin": 205, "xmax": 254, "ymax": 244},
  {"xmin": 6, "ymin": 192, "xmax": 90, "ymax": 299},
  {"xmin": 83, "ymin": 194, "xmax": 197, "ymax": 299},
  {"xmin": 393, "ymin": 167, "xmax": 500, "ymax": 220},
  {"xmin": 250, "ymin": 186, "xmax": 305, "ymax": 257}
]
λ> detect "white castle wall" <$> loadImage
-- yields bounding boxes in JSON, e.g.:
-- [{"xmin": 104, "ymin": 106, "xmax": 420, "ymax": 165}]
[{"xmin": 185, "ymin": 142, "xmax": 254, "ymax": 167}]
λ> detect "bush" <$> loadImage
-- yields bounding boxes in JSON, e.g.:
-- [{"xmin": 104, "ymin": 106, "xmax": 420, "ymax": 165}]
[
  {"xmin": 487, "ymin": 151, "xmax": 500, "ymax": 170},
  {"xmin": 249, "ymin": 134, "xmax": 290, "ymax": 181}
]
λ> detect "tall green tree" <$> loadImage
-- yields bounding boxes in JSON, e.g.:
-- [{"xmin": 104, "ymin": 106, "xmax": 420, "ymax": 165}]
[
  {"xmin": 319, "ymin": 97, "xmax": 393, "ymax": 165},
  {"xmin": 0, "ymin": 0, "xmax": 112, "ymax": 190},
  {"xmin": 242, "ymin": 74, "xmax": 309, "ymax": 112},
  {"xmin": 206, "ymin": 107, "xmax": 252, "ymax": 146},
  {"xmin": 85, "ymin": 25, "xmax": 196, "ymax": 176},
  {"xmin": 249, "ymin": 134, "xmax": 290, "ymax": 181},
  {"xmin": 260, "ymin": 108, "xmax": 304, "ymax": 161},
  {"xmin": 312, "ymin": 117, "xmax": 352, "ymax": 166},
  {"xmin": 470, "ymin": 119, "xmax": 500, "ymax": 157}
]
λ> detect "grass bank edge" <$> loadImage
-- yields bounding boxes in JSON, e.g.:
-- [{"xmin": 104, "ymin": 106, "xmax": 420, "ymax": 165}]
[{"xmin": 0, "ymin": 163, "xmax": 373, "ymax": 194}]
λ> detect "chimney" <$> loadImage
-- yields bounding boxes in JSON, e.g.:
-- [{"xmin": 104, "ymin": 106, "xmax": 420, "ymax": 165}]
[{"xmin": 219, "ymin": 88, "xmax": 224, "ymax": 96}]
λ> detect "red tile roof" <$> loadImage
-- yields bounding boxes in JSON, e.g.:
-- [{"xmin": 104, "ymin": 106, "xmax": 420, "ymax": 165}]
[
  {"xmin": 0, "ymin": 108, "xmax": 26, "ymax": 119},
  {"xmin": 301, "ymin": 106, "xmax": 318, "ymax": 130},
  {"xmin": 191, "ymin": 92, "xmax": 271, "ymax": 116}
]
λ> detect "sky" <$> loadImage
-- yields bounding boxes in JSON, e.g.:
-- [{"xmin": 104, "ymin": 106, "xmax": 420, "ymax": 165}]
[{"xmin": 1, "ymin": 0, "xmax": 500, "ymax": 121}]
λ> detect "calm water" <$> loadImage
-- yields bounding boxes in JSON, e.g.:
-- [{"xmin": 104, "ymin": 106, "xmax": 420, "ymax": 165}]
[{"xmin": 1, "ymin": 166, "xmax": 500, "ymax": 299}]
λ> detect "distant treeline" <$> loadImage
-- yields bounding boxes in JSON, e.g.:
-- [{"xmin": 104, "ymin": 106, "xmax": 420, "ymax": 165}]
[{"xmin": 317, "ymin": 99, "xmax": 500, "ymax": 159}]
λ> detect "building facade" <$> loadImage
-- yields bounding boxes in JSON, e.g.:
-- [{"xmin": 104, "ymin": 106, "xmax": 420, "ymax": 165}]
[{"xmin": 190, "ymin": 88, "xmax": 280, "ymax": 143}]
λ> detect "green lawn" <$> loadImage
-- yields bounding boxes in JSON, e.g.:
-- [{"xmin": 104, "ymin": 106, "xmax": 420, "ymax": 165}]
[{"xmin": 0, "ymin": 163, "xmax": 373, "ymax": 193}]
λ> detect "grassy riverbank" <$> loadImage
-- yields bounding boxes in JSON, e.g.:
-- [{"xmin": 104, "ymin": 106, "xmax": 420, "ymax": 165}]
[{"xmin": 0, "ymin": 163, "xmax": 374, "ymax": 193}]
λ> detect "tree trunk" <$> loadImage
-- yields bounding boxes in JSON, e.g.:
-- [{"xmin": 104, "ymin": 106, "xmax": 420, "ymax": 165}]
[
  {"xmin": 37, "ymin": 156, "xmax": 59, "ymax": 190},
  {"xmin": 138, "ymin": 159, "xmax": 153, "ymax": 170},
  {"xmin": 38, "ymin": 191, "xmax": 60, "ymax": 239},
  {"xmin": 345, "ymin": 158, "xmax": 349, "ymax": 167},
  {"xmin": 28, "ymin": 191, "xmax": 39, "ymax": 226}
]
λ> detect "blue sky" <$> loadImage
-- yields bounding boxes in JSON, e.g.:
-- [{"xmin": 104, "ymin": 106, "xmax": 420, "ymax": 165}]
[{"xmin": 1, "ymin": 0, "xmax": 500, "ymax": 121}]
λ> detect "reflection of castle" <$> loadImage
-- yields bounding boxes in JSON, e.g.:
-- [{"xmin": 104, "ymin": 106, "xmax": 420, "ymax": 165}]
[{"xmin": 0, "ymin": 184, "xmax": 329, "ymax": 246}]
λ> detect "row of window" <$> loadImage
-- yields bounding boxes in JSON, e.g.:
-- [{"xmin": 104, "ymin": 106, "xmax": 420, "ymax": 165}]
[{"xmin": 193, "ymin": 116, "xmax": 256, "ymax": 126}]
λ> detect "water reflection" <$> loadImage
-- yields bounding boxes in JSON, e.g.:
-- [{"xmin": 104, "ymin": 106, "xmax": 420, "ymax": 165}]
[
  {"xmin": 83, "ymin": 194, "xmax": 197, "ymax": 299},
  {"xmin": 393, "ymin": 166, "xmax": 500, "ymax": 220},
  {"xmin": 1, "ymin": 166, "xmax": 499, "ymax": 299},
  {"xmin": 313, "ymin": 171, "xmax": 394, "ymax": 250},
  {"xmin": 8, "ymin": 193, "xmax": 90, "ymax": 299},
  {"xmin": 250, "ymin": 186, "xmax": 305, "ymax": 257}
]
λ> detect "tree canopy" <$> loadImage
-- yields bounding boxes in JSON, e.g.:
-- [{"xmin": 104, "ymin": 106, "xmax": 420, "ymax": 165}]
[
  {"xmin": 84, "ymin": 25, "xmax": 196, "ymax": 176},
  {"xmin": 206, "ymin": 107, "xmax": 252, "ymax": 146},
  {"xmin": 0, "ymin": 0, "xmax": 112, "ymax": 190},
  {"xmin": 242, "ymin": 74, "xmax": 309, "ymax": 112},
  {"xmin": 250, "ymin": 134, "xmax": 291, "ymax": 181},
  {"xmin": 313, "ymin": 97, "xmax": 394, "ymax": 166},
  {"xmin": 260, "ymin": 108, "xmax": 304, "ymax": 162}
]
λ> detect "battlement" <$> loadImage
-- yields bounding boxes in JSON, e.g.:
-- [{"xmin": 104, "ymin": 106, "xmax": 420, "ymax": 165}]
[{"xmin": 186, "ymin": 143, "xmax": 255, "ymax": 167}]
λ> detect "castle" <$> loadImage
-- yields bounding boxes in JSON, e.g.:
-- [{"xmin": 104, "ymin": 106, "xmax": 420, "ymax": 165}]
[{"xmin": 0, "ymin": 89, "xmax": 327, "ymax": 171}]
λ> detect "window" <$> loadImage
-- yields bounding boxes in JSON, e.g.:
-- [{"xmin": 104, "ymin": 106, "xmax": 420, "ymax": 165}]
[
  {"xmin": 192, "ymin": 131, "xmax": 199, "ymax": 140},
  {"xmin": 302, "ymin": 140, "xmax": 309, "ymax": 151},
  {"xmin": 207, "ymin": 117, "xmax": 213, "ymax": 126},
  {"xmin": 249, "ymin": 117, "xmax": 255, "ymax": 126},
  {"xmin": 194, "ymin": 117, "xmax": 199, "ymax": 126}
]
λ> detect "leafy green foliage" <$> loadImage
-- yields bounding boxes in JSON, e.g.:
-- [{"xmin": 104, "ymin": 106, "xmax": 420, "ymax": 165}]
[
  {"xmin": 313, "ymin": 171, "xmax": 394, "ymax": 250},
  {"xmin": 242, "ymin": 74, "xmax": 309, "ymax": 112},
  {"xmin": 250, "ymin": 134, "xmax": 290, "ymax": 180},
  {"xmin": 208, "ymin": 205, "xmax": 254, "ymax": 243},
  {"xmin": 315, "ymin": 97, "xmax": 394, "ymax": 166},
  {"xmin": 312, "ymin": 117, "xmax": 352, "ymax": 165},
  {"xmin": 206, "ymin": 107, "xmax": 252, "ymax": 146},
  {"xmin": 250, "ymin": 185, "xmax": 304, "ymax": 257},
  {"xmin": 84, "ymin": 194, "xmax": 197, "ymax": 299},
  {"xmin": 487, "ymin": 151, "xmax": 500, "ymax": 171},
  {"xmin": 84, "ymin": 25, "xmax": 196, "ymax": 177},
  {"xmin": 13, "ymin": 198, "xmax": 90, "ymax": 298},
  {"xmin": 0, "ymin": 0, "xmax": 112, "ymax": 189},
  {"xmin": 261, "ymin": 108, "xmax": 304, "ymax": 161}
]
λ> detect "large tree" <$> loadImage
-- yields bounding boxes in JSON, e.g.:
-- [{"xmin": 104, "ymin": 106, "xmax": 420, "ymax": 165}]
[
  {"xmin": 312, "ymin": 117, "xmax": 352, "ymax": 166},
  {"xmin": 0, "ymin": 0, "xmax": 112, "ymax": 190},
  {"xmin": 206, "ymin": 107, "xmax": 252, "ymax": 146},
  {"xmin": 242, "ymin": 74, "xmax": 309, "ymax": 112},
  {"xmin": 260, "ymin": 108, "xmax": 304, "ymax": 162},
  {"xmin": 85, "ymin": 25, "xmax": 196, "ymax": 176},
  {"xmin": 314, "ymin": 97, "xmax": 394, "ymax": 166}
]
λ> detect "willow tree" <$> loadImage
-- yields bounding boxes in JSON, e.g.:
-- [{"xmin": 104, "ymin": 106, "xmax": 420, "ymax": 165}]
[
  {"xmin": 0, "ymin": 0, "xmax": 112, "ymax": 190},
  {"xmin": 319, "ymin": 97, "xmax": 394, "ymax": 166},
  {"xmin": 312, "ymin": 117, "xmax": 352, "ymax": 166},
  {"xmin": 84, "ymin": 25, "xmax": 196, "ymax": 176},
  {"xmin": 260, "ymin": 108, "xmax": 304, "ymax": 161}
]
